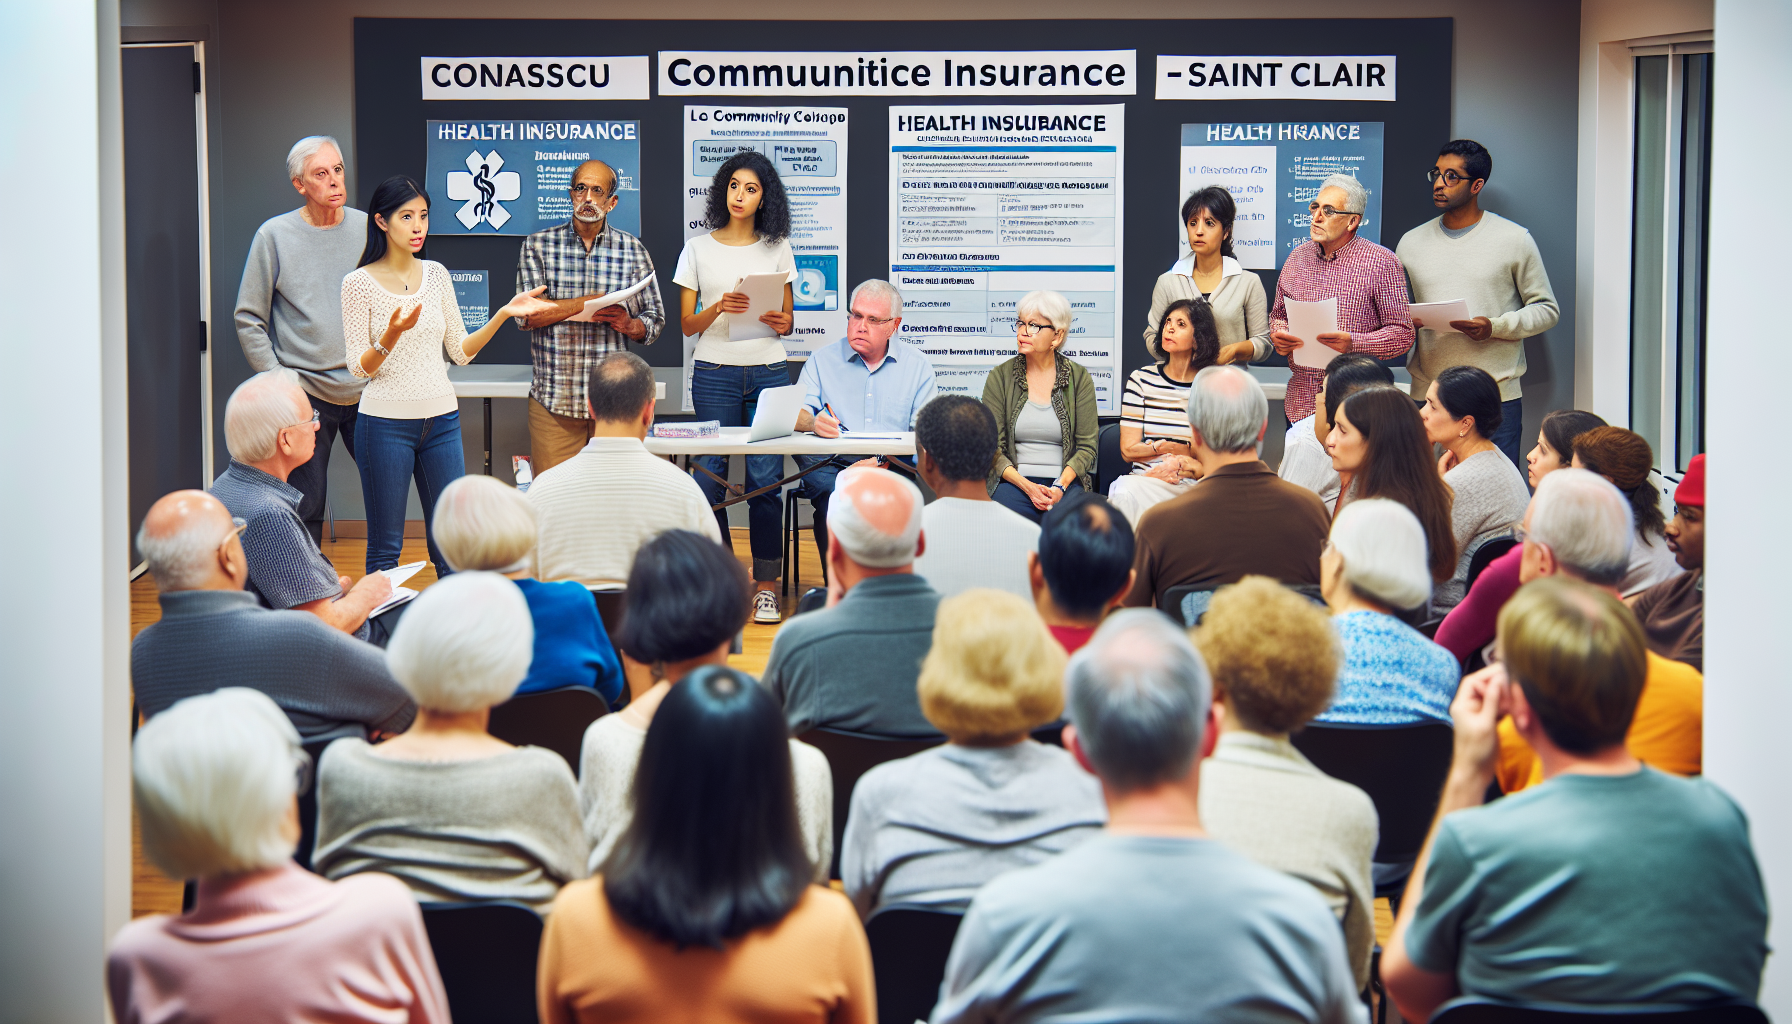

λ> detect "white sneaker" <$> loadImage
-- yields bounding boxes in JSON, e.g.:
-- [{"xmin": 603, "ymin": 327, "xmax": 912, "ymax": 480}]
[{"xmin": 753, "ymin": 589, "xmax": 782, "ymax": 624}]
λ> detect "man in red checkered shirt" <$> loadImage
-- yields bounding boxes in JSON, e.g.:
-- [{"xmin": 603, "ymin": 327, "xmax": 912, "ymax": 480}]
[{"xmin": 1269, "ymin": 174, "xmax": 1413, "ymax": 424}]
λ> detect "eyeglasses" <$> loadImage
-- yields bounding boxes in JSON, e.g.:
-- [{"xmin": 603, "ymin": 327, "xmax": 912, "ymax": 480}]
[
  {"xmin": 570, "ymin": 184, "xmax": 609, "ymax": 197},
  {"xmin": 1426, "ymin": 168, "xmax": 1475, "ymax": 186},
  {"xmin": 218, "ymin": 517, "xmax": 247, "ymax": 557},
  {"xmin": 285, "ymin": 409, "xmax": 320, "ymax": 432},
  {"xmin": 1512, "ymin": 526, "xmax": 1530, "ymax": 545},
  {"xmin": 847, "ymin": 311, "xmax": 896, "ymax": 327},
  {"xmin": 1015, "ymin": 320, "xmax": 1056, "ymax": 336},
  {"xmin": 1308, "ymin": 203, "xmax": 1361, "ymax": 220}
]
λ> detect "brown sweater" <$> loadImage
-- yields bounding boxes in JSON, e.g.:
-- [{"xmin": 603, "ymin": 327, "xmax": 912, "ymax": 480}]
[
  {"xmin": 1631, "ymin": 568, "xmax": 1704, "ymax": 673},
  {"xmin": 1125, "ymin": 461, "xmax": 1330, "ymax": 609},
  {"xmin": 538, "ymin": 880, "xmax": 873, "ymax": 1024}
]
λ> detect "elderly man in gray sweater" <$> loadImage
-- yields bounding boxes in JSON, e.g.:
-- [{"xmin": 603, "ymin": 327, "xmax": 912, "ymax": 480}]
[
  {"xmin": 234, "ymin": 135, "xmax": 370, "ymax": 543},
  {"xmin": 131, "ymin": 490, "xmax": 414, "ymax": 742}
]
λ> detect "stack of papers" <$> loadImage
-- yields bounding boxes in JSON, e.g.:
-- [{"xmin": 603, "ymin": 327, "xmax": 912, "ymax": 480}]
[
  {"xmin": 567, "ymin": 273, "xmax": 656, "ymax": 322},
  {"xmin": 368, "ymin": 561, "xmax": 427, "ymax": 619},
  {"xmin": 1284, "ymin": 298, "xmax": 1341, "ymax": 369}
]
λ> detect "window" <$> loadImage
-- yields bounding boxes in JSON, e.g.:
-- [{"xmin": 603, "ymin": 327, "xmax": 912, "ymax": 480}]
[{"xmin": 1629, "ymin": 44, "xmax": 1712, "ymax": 474}]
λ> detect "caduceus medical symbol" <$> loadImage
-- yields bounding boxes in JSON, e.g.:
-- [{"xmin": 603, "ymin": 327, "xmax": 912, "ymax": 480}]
[{"xmin": 445, "ymin": 150, "xmax": 522, "ymax": 230}]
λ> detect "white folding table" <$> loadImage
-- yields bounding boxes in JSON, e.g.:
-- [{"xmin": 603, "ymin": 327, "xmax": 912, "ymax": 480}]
[{"xmin": 644, "ymin": 428, "xmax": 917, "ymax": 509}]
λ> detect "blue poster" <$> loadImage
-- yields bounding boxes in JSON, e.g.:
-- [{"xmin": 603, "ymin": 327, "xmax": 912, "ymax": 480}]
[
  {"xmin": 1177, "ymin": 122, "xmax": 1383, "ymax": 270},
  {"xmin": 425, "ymin": 120, "xmax": 641, "ymax": 237},
  {"xmin": 448, "ymin": 269, "xmax": 489, "ymax": 333}
]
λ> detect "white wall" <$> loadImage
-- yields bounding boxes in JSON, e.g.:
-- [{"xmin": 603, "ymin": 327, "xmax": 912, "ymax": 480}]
[{"xmin": 0, "ymin": 1, "xmax": 134, "ymax": 1020}]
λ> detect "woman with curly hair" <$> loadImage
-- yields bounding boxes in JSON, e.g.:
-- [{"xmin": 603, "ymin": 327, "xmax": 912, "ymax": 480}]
[
  {"xmin": 1107, "ymin": 297, "xmax": 1221, "ymax": 525},
  {"xmin": 672, "ymin": 150, "xmax": 797, "ymax": 622}
]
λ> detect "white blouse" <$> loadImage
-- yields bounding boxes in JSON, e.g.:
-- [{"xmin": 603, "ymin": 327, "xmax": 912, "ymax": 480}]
[
  {"xmin": 342, "ymin": 260, "xmax": 470, "ymax": 419},
  {"xmin": 671, "ymin": 232, "xmax": 796, "ymax": 366}
]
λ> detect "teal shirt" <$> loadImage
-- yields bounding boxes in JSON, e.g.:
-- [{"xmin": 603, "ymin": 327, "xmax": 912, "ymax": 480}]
[{"xmin": 1407, "ymin": 769, "xmax": 1768, "ymax": 1010}]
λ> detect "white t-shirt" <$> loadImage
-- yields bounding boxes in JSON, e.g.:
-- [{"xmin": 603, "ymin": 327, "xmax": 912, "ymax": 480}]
[
  {"xmin": 672, "ymin": 233, "xmax": 796, "ymax": 366},
  {"xmin": 913, "ymin": 497, "xmax": 1040, "ymax": 600}
]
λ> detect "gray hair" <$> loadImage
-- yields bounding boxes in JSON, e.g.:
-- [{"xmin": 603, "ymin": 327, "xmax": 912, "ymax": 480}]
[
  {"xmin": 849, "ymin": 279, "xmax": 903, "ymax": 318},
  {"xmin": 1529, "ymin": 469, "xmax": 1633, "ymax": 587},
  {"xmin": 287, "ymin": 136, "xmax": 342, "ymax": 181},
  {"xmin": 433, "ymin": 475, "xmax": 537, "ymax": 573},
  {"xmin": 133, "ymin": 688, "xmax": 303, "ymax": 879},
  {"xmin": 1016, "ymin": 289, "xmax": 1074, "ymax": 338},
  {"xmin": 224, "ymin": 367, "xmax": 309, "ymax": 463},
  {"xmin": 1066, "ymin": 609, "xmax": 1213, "ymax": 793},
  {"xmin": 1319, "ymin": 173, "xmax": 1368, "ymax": 217},
  {"xmin": 386, "ymin": 572, "xmax": 535, "ymax": 713},
  {"xmin": 1330, "ymin": 498, "xmax": 1432, "ymax": 611},
  {"xmin": 136, "ymin": 496, "xmax": 228, "ymax": 593},
  {"xmin": 1187, "ymin": 365, "xmax": 1267, "ymax": 455}
]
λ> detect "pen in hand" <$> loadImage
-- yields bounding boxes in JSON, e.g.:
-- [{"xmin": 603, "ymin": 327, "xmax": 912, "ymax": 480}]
[{"xmin": 823, "ymin": 403, "xmax": 847, "ymax": 432}]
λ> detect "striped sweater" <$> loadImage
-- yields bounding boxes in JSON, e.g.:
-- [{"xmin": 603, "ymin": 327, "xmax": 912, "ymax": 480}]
[{"xmin": 526, "ymin": 436, "xmax": 721, "ymax": 584}]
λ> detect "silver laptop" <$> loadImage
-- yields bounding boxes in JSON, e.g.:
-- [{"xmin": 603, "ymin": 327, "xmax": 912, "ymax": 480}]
[{"xmin": 747, "ymin": 384, "xmax": 804, "ymax": 442}]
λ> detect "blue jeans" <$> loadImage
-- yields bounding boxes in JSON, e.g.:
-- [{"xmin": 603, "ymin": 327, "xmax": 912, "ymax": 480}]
[
  {"xmin": 690, "ymin": 360, "xmax": 788, "ymax": 582},
  {"xmin": 1490, "ymin": 397, "xmax": 1525, "ymax": 471},
  {"xmin": 354, "ymin": 410, "xmax": 464, "ymax": 576},
  {"xmin": 993, "ymin": 476, "xmax": 1084, "ymax": 524},
  {"xmin": 288, "ymin": 393, "xmax": 360, "ymax": 544}
]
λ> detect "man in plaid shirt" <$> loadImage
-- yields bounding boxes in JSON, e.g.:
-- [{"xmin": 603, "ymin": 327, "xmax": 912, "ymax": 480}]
[
  {"xmin": 1269, "ymin": 173, "xmax": 1413, "ymax": 424},
  {"xmin": 516, "ymin": 159, "xmax": 665, "ymax": 473}
]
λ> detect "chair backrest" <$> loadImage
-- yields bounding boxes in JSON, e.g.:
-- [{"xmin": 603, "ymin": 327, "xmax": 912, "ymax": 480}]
[
  {"xmin": 1290, "ymin": 722, "xmax": 1454, "ymax": 865},
  {"xmin": 585, "ymin": 585, "xmax": 626, "ymax": 640},
  {"xmin": 418, "ymin": 900, "xmax": 543, "ymax": 1024},
  {"xmin": 1095, "ymin": 421, "xmax": 1125, "ymax": 496},
  {"xmin": 1431, "ymin": 1000, "xmax": 1769, "ymax": 1024},
  {"xmin": 488, "ymin": 686, "xmax": 609, "ymax": 776},
  {"xmin": 797, "ymin": 727, "xmax": 946, "ymax": 879},
  {"xmin": 795, "ymin": 586, "xmax": 829, "ymax": 616},
  {"xmin": 1165, "ymin": 580, "xmax": 1325, "ymax": 628},
  {"xmin": 866, "ymin": 905, "xmax": 965, "ymax": 1024},
  {"xmin": 295, "ymin": 736, "xmax": 336, "ymax": 872},
  {"xmin": 1466, "ymin": 535, "xmax": 1519, "ymax": 590}
]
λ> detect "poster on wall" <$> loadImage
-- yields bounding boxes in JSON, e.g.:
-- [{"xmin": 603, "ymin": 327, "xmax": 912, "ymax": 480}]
[
  {"xmin": 1177, "ymin": 121, "xmax": 1383, "ymax": 269},
  {"xmin": 679, "ymin": 105, "xmax": 850, "ymax": 410},
  {"xmin": 448, "ymin": 269, "xmax": 489, "ymax": 332},
  {"xmin": 888, "ymin": 104, "xmax": 1125, "ymax": 413},
  {"xmin": 424, "ymin": 119, "xmax": 641, "ymax": 237}
]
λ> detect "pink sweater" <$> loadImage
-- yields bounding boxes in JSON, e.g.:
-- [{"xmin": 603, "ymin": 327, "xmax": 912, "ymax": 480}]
[
  {"xmin": 108, "ymin": 861, "xmax": 450, "ymax": 1024},
  {"xmin": 1433, "ymin": 545, "xmax": 1524, "ymax": 664}
]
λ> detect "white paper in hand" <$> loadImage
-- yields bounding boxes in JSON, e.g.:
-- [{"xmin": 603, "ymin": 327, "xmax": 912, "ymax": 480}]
[
  {"xmin": 369, "ymin": 586, "xmax": 419, "ymax": 619},
  {"xmin": 1409, "ymin": 299, "xmax": 1471, "ymax": 333},
  {"xmin": 728, "ymin": 272, "xmax": 790, "ymax": 342},
  {"xmin": 1285, "ymin": 297, "xmax": 1341, "ymax": 369},
  {"xmin": 378, "ymin": 561, "xmax": 428, "ymax": 588},
  {"xmin": 568, "ymin": 273, "xmax": 657, "ymax": 322}
]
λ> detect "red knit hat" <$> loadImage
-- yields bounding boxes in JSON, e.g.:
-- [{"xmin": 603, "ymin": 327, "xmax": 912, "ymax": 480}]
[{"xmin": 1675, "ymin": 453, "xmax": 1705, "ymax": 508}]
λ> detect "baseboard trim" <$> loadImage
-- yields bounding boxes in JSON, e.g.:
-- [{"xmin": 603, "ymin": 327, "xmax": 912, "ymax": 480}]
[{"xmin": 327, "ymin": 520, "xmax": 426, "ymax": 540}]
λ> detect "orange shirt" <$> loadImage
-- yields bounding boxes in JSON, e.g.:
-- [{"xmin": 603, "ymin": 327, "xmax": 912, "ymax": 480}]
[
  {"xmin": 538, "ymin": 879, "xmax": 874, "ymax": 1024},
  {"xmin": 1496, "ymin": 651, "xmax": 1703, "ymax": 793}
]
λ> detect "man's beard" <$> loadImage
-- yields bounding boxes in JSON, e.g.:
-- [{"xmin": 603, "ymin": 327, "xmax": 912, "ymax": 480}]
[{"xmin": 574, "ymin": 207, "xmax": 604, "ymax": 224}]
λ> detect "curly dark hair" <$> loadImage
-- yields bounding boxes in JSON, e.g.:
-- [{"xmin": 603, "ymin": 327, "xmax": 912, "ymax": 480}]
[
  {"xmin": 703, "ymin": 151, "xmax": 790, "ymax": 242},
  {"xmin": 1159, "ymin": 297, "xmax": 1220, "ymax": 372},
  {"xmin": 916, "ymin": 395, "xmax": 998, "ymax": 483}
]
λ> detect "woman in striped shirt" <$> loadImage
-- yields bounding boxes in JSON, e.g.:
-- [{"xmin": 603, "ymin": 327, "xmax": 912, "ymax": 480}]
[{"xmin": 1108, "ymin": 298, "xmax": 1220, "ymax": 525}]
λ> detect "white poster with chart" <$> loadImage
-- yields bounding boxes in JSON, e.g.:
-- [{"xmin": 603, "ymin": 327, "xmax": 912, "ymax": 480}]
[{"xmin": 888, "ymin": 104, "xmax": 1124, "ymax": 413}]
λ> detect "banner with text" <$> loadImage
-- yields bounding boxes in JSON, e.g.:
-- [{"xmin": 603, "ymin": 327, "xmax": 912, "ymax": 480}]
[
  {"xmin": 890, "ymin": 104, "xmax": 1125, "ymax": 413},
  {"xmin": 1155, "ymin": 55, "xmax": 1395, "ymax": 101},
  {"xmin": 420, "ymin": 57, "xmax": 651, "ymax": 100},
  {"xmin": 425, "ymin": 120, "xmax": 641, "ymax": 236},
  {"xmin": 1178, "ymin": 121, "xmax": 1384, "ymax": 270},
  {"xmin": 660, "ymin": 51, "xmax": 1136, "ymax": 96},
  {"xmin": 448, "ymin": 269, "xmax": 490, "ymax": 332}
]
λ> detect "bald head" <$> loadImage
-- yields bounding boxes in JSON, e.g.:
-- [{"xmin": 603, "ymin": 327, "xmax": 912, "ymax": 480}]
[
  {"xmin": 224, "ymin": 368, "xmax": 310, "ymax": 465},
  {"xmin": 138, "ymin": 491, "xmax": 243, "ymax": 593},
  {"xmin": 1187, "ymin": 365, "xmax": 1268, "ymax": 454},
  {"xmin": 827, "ymin": 466, "xmax": 924, "ymax": 568},
  {"xmin": 572, "ymin": 161, "xmax": 618, "ymax": 225}
]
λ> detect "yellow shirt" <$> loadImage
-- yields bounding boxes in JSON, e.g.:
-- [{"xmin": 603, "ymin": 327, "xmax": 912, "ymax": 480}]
[{"xmin": 1497, "ymin": 651, "xmax": 1703, "ymax": 793}]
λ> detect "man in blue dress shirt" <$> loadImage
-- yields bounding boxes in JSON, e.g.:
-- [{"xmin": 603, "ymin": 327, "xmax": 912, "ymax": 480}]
[{"xmin": 793, "ymin": 279, "xmax": 937, "ymax": 565}]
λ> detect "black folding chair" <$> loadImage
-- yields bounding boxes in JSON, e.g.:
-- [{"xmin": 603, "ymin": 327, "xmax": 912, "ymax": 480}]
[
  {"xmin": 1431, "ymin": 1000, "xmax": 1768, "ymax": 1024},
  {"xmin": 1095, "ymin": 421, "xmax": 1125, "ymax": 496},
  {"xmin": 1466, "ymin": 534, "xmax": 1519, "ymax": 589},
  {"xmin": 586, "ymin": 585, "xmax": 625, "ymax": 640},
  {"xmin": 488, "ymin": 686, "xmax": 609, "ymax": 777},
  {"xmin": 866, "ymin": 904, "xmax": 965, "ymax": 1024},
  {"xmin": 1164, "ymin": 580, "xmax": 1326, "ymax": 628},
  {"xmin": 419, "ymin": 901, "xmax": 543, "ymax": 1024},
  {"xmin": 797, "ymin": 727, "xmax": 945, "ymax": 879}
]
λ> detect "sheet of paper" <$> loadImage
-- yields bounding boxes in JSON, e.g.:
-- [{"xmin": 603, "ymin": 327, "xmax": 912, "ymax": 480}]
[
  {"xmin": 1409, "ymin": 299, "xmax": 1471, "ymax": 332},
  {"xmin": 378, "ymin": 561, "xmax": 427, "ymax": 589},
  {"xmin": 727, "ymin": 272, "xmax": 791, "ymax": 342},
  {"xmin": 369, "ymin": 586, "xmax": 418, "ymax": 619},
  {"xmin": 567, "ymin": 273, "xmax": 657, "ymax": 322},
  {"xmin": 1285, "ymin": 297, "xmax": 1340, "ymax": 370}
]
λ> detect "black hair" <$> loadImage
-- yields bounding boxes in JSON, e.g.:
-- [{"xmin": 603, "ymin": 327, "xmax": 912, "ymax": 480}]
[
  {"xmin": 602, "ymin": 665, "xmax": 810, "ymax": 949},
  {"xmin": 1438, "ymin": 139, "xmax": 1492, "ymax": 184},
  {"xmin": 1158, "ymin": 298, "xmax": 1221, "ymax": 372},
  {"xmin": 1540, "ymin": 409, "xmax": 1607, "ymax": 464},
  {"xmin": 1432, "ymin": 364, "xmax": 1505, "ymax": 439},
  {"xmin": 586, "ymin": 351, "xmax": 656, "ymax": 423},
  {"xmin": 357, "ymin": 175, "xmax": 429, "ymax": 268},
  {"xmin": 1340, "ymin": 387, "xmax": 1458, "ymax": 583},
  {"xmin": 617, "ymin": 530, "xmax": 750, "ymax": 664},
  {"xmin": 1180, "ymin": 186, "xmax": 1237, "ymax": 259},
  {"xmin": 703, "ymin": 151, "xmax": 790, "ymax": 243},
  {"xmin": 1038, "ymin": 492, "xmax": 1136, "ymax": 618},
  {"xmin": 916, "ymin": 395, "xmax": 998, "ymax": 483},
  {"xmin": 1322, "ymin": 354, "xmax": 1397, "ymax": 427}
]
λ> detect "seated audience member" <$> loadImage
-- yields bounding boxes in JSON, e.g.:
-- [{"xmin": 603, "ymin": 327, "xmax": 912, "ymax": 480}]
[
  {"xmin": 314, "ymin": 572, "xmax": 585, "ymax": 912},
  {"xmin": 581, "ymin": 530, "xmax": 831, "ymax": 878},
  {"xmin": 540, "ymin": 666, "xmax": 873, "ymax": 1024},
  {"xmin": 131, "ymin": 489, "xmax": 414, "ymax": 740},
  {"xmin": 1495, "ymin": 469, "xmax": 1702, "ymax": 791},
  {"xmin": 1315, "ymin": 499, "xmax": 1461, "ymax": 726},
  {"xmin": 912, "ymin": 394, "xmax": 1038, "ymax": 599},
  {"xmin": 1126, "ymin": 365, "xmax": 1330, "ymax": 610},
  {"xmin": 763, "ymin": 467, "xmax": 942, "ymax": 736},
  {"xmin": 109, "ymin": 688, "xmax": 449, "ymax": 1024},
  {"xmin": 932, "ymin": 611, "xmax": 1363, "ymax": 1024},
  {"xmin": 1435, "ymin": 407, "xmax": 1611, "ymax": 665},
  {"xmin": 433, "ymin": 474, "xmax": 622, "ymax": 701},
  {"xmin": 1383, "ymin": 578, "xmax": 1766, "ymax": 1020},
  {"xmin": 528, "ymin": 351, "xmax": 719, "ymax": 585},
  {"xmin": 842, "ymin": 590, "xmax": 1104, "ymax": 918},
  {"xmin": 1327, "ymin": 385, "xmax": 1457, "ymax": 582},
  {"xmin": 793, "ymin": 278, "xmax": 937, "ymax": 573},
  {"xmin": 1572, "ymin": 426, "xmax": 1681, "ymax": 596},
  {"xmin": 1629, "ymin": 453, "xmax": 1704, "ymax": 672},
  {"xmin": 1278, "ymin": 354, "xmax": 1395, "ymax": 509},
  {"xmin": 982, "ymin": 289, "xmax": 1100, "ymax": 524},
  {"xmin": 210, "ymin": 368, "xmax": 393, "ymax": 643},
  {"xmin": 1419, "ymin": 365, "xmax": 1530, "ymax": 609},
  {"xmin": 1030, "ymin": 492, "xmax": 1136, "ymax": 654},
  {"xmin": 1194, "ymin": 577, "xmax": 1377, "ymax": 991},
  {"xmin": 1107, "ymin": 298, "xmax": 1220, "ymax": 526}
]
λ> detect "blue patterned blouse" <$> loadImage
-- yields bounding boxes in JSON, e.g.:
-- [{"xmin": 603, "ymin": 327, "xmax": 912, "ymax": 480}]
[{"xmin": 1317, "ymin": 611, "xmax": 1461, "ymax": 726}]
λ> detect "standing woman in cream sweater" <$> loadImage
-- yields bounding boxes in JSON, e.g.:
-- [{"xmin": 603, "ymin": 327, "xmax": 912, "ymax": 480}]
[
  {"xmin": 1143, "ymin": 186, "xmax": 1269, "ymax": 367},
  {"xmin": 342, "ymin": 175, "xmax": 552, "ymax": 576}
]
